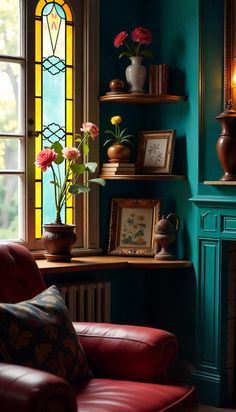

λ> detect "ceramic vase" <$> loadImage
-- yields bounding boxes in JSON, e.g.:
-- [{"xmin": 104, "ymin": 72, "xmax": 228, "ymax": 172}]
[
  {"xmin": 42, "ymin": 223, "xmax": 76, "ymax": 262},
  {"xmin": 125, "ymin": 56, "xmax": 147, "ymax": 93}
]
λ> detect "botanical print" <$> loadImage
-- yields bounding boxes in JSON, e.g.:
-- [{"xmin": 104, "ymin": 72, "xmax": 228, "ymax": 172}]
[
  {"xmin": 119, "ymin": 207, "xmax": 153, "ymax": 247},
  {"xmin": 143, "ymin": 137, "xmax": 168, "ymax": 167}
]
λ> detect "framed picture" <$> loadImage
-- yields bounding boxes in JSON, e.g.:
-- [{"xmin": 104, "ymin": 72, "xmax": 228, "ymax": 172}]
[
  {"xmin": 108, "ymin": 198, "xmax": 161, "ymax": 257},
  {"xmin": 136, "ymin": 129, "xmax": 175, "ymax": 174}
]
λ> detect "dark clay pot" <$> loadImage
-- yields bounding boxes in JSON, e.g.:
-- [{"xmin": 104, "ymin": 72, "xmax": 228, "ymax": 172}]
[
  {"xmin": 42, "ymin": 224, "xmax": 76, "ymax": 262},
  {"xmin": 107, "ymin": 144, "xmax": 131, "ymax": 163}
]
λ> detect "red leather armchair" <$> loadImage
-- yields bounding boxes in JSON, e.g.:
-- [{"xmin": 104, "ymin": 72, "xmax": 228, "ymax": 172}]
[{"xmin": 0, "ymin": 243, "xmax": 198, "ymax": 412}]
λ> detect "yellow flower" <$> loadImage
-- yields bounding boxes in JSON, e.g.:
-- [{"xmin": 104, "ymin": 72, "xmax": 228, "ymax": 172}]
[{"xmin": 111, "ymin": 115, "xmax": 122, "ymax": 125}]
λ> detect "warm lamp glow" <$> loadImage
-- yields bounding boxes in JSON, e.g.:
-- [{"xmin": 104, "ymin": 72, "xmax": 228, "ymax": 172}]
[{"xmin": 232, "ymin": 70, "xmax": 236, "ymax": 87}]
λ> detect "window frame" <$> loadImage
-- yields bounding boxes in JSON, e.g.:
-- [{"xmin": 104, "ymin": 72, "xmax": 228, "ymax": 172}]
[{"xmin": 26, "ymin": 0, "xmax": 101, "ymax": 253}]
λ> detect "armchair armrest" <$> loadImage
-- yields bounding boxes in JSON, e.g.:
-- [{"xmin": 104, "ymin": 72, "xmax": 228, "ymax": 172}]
[
  {"xmin": 0, "ymin": 363, "xmax": 77, "ymax": 412},
  {"xmin": 74, "ymin": 322, "xmax": 177, "ymax": 383}
]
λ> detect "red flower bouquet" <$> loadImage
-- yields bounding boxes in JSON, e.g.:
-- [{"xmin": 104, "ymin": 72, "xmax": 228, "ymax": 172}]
[{"xmin": 114, "ymin": 27, "xmax": 153, "ymax": 59}]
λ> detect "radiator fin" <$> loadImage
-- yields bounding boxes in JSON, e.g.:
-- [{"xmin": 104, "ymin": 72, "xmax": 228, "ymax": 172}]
[{"xmin": 58, "ymin": 281, "xmax": 111, "ymax": 322}]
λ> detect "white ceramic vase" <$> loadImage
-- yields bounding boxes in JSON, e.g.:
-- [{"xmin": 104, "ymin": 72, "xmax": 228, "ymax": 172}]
[{"xmin": 125, "ymin": 56, "xmax": 147, "ymax": 93}]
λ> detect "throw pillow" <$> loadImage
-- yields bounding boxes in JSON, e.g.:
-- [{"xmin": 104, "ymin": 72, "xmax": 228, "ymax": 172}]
[{"xmin": 0, "ymin": 285, "xmax": 91, "ymax": 382}]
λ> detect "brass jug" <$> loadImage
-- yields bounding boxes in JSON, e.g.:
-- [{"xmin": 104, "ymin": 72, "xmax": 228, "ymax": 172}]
[{"xmin": 154, "ymin": 213, "xmax": 180, "ymax": 260}]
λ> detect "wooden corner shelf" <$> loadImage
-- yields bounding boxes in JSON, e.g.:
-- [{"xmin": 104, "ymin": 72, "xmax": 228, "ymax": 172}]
[
  {"xmin": 99, "ymin": 93, "xmax": 186, "ymax": 104},
  {"xmin": 204, "ymin": 180, "xmax": 236, "ymax": 185},
  {"xmin": 99, "ymin": 174, "xmax": 186, "ymax": 181}
]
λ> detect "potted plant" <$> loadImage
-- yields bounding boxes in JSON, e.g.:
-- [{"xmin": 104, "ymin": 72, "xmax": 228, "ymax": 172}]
[
  {"xmin": 35, "ymin": 122, "xmax": 105, "ymax": 261},
  {"xmin": 103, "ymin": 115, "xmax": 133, "ymax": 162},
  {"xmin": 113, "ymin": 27, "xmax": 153, "ymax": 93}
]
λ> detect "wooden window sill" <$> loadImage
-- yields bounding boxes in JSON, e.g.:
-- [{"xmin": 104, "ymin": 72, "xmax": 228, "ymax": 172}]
[{"xmin": 36, "ymin": 255, "xmax": 192, "ymax": 275}]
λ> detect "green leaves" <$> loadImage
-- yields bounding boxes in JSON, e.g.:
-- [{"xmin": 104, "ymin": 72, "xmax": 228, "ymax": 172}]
[
  {"xmin": 85, "ymin": 162, "xmax": 97, "ymax": 173},
  {"xmin": 139, "ymin": 49, "xmax": 153, "ymax": 58},
  {"xmin": 89, "ymin": 178, "xmax": 106, "ymax": 186},
  {"xmin": 51, "ymin": 141, "xmax": 64, "ymax": 164},
  {"xmin": 68, "ymin": 177, "xmax": 105, "ymax": 195},
  {"xmin": 70, "ymin": 163, "xmax": 86, "ymax": 175},
  {"xmin": 69, "ymin": 183, "xmax": 91, "ymax": 195}
]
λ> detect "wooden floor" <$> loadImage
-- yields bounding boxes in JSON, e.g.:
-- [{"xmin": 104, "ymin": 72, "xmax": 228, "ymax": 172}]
[{"xmin": 199, "ymin": 405, "xmax": 236, "ymax": 411}]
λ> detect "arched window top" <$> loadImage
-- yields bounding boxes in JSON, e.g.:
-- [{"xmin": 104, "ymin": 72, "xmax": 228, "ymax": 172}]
[{"xmin": 36, "ymin": 0, "xmax": 72, "ymax": 22}]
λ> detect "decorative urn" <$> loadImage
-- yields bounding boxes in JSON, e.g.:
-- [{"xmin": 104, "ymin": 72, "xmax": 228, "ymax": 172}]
[
  {"xmin": 216, "ymin": 100, "xmax": 236, "ymax": 181},
  {"xmin": 154, "ymin": 213, "xmax": 180, "ymax": 260}
]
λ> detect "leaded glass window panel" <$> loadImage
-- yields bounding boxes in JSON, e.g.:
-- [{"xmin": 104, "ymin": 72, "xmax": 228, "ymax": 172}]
[{"xmin": 35, "ymin": 0, "xmax": 73, "ymax": 238}]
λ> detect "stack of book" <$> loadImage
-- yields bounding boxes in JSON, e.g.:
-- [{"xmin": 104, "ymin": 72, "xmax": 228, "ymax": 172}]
[
  {"xmin": 149, "ymin": 64, "xmax": 170, "ymax": 95},
  {"xmin": 100, "ymin": 163, "xmax": 135, "ymax": 175}
]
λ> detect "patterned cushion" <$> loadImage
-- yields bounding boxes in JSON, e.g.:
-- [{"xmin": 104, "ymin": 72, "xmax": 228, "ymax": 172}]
[{"xmin": 0, "ymin": 285, "xmax": 91, "ymax": 382}]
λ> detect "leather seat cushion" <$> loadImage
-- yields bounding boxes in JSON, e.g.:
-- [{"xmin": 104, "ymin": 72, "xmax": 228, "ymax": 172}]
[{"xmin": 75, "ymin": 378, "xmax": 197, "ymax": 412}]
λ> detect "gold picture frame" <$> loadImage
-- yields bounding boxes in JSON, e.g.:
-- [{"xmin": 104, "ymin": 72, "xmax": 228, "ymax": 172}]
[
  {"xmin": 108, "ymin": 198, "xmax": 161, "ymax": 257},
  {"xmin": 136, "ymin": 129, "xmax": 175, "ymax": 174}
]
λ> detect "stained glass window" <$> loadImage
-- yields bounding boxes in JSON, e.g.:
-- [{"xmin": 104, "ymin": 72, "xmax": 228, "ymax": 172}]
[{"xmin": 35, "ymin": 0, "xmax": 73, "ymax": 238}]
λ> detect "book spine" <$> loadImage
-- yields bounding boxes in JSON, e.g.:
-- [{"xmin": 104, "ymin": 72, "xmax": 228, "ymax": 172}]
[
  {"xmin": 149, "ymin": 65, "xmax": 156, "ymax": 94},
  {"xmin": 159, "ymin": 64, "xmax": 170, "ymax": 94}
]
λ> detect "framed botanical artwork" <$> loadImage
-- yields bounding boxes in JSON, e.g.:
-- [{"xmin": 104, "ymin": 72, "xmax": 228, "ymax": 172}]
[
  {"xmin": 108, "ymin": 198, "xmax": 161, "ymax": 257},
  {"xmin": 136, "ymin": 129, "xmax": 176, "ymax": 174}
]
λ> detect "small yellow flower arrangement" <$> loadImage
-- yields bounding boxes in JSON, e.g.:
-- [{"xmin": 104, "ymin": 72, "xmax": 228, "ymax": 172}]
[{"xmin": 103, "ymin": 115, "xmax": 133, "ymax": 147}]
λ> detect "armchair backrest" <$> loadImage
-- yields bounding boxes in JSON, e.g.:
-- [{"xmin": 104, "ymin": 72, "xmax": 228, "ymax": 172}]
[{"xmin": 0, "ymin": 243, "xmax": 46, "ymax": 303}]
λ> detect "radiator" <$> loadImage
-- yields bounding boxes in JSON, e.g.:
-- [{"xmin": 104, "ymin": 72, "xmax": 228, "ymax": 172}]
[{"xmin": 58, "ymin": 281, "xmax": 111, "ymax": 322}]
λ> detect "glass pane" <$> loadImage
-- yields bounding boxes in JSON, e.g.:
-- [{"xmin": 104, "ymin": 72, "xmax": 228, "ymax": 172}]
[
  {"xmin": 0, "ymin": 62, "xmax": 22, "ymax": 134},
  {"xmin": 35, "ymin": 1, "xmax": 74, "ymax": 235},
  {"xmin": 0, "ymin": 175, "xmax": 19, "ymax": 240},
  {"xmin": 0, "ymin": 139, "xmax": 21, "ymax": 170},
  {"xmin": 0, "ymin": 0, "xmax": 21, "ymax": 56}
]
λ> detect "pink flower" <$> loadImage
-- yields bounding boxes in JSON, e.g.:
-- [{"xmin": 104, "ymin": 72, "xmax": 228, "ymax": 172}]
[
  {"xmin": 80, "ymin": 122, "xmax": 99, "ymax": 139},
  {"xmin": 62, "ymin": 147, "xmax": 80, "ymax": 160},
  {"xmin": 114, "ymin": 31, "xmax": 128, "ymax": 48},
  {"xmin": 35, "ymin": 148, "xmax": 58, "ymax": 172},
  {"xmin": 131, "ymin": 27, "xmax": 152, "ymax": 45}
]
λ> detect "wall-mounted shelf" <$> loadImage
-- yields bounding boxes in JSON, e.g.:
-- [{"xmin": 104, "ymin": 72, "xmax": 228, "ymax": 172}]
[
  {"xmin": 99, "ymin": 93, "xmax": 186, "ymax": 104},
  {"xmin": 99, "ymin": 174, "xmax": 186, "ymax": 180},
  {"xmin": 204, "ymin": 180, "xmax": 236, "ymax": 185}
]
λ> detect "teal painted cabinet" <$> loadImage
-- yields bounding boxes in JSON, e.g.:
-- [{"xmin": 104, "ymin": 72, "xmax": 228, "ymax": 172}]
[{"xmin": 192, "ymin": 198, "xmax": 236, "ymax": 405}]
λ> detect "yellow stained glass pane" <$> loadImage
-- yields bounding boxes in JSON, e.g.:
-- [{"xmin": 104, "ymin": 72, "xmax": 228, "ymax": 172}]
[
  {"xmin": 66, "ymin": 134, "xmax": 73, "ymax": 147},
  {"xmin": 35, "ymin": 182, "xmax": 42, "ymax": 207},
  {"xmin": 35, "ymin": 209, "xmax": 42, "ymax": 238},
  {"xmin": 35, "ymin": 64, "xmax": 41, "ymax": 96},
  {"xmin": 66, "ymin": 25, "xmax": 73, "ymax": 65},
  {"xmin": 66, "ymin": 67, "xmax": 72, "ymax": 99},
  {"xmin": 35, "ymin": 135, "xmax": 41, "ymax": 154},
  {"xmin": 35, "ymin": 0, "xmax": 46, "ymax": 16},
  {"xmin": 67, "ymin": 195, "xmax": 72, "ymax": 207},
  {"xmin": 66, "ymin": 208, "xmax": 73, "ymax": 224},
  {"xmin": 35, "ymin": 21, "xmax": 41, "ymax": 62},
  {"xmin": 64, "ymin": 4, "xmax": 72, "ymax": 22},
  {"xmin": 35, "ymin": 98, "xmax": 42, "ymax": 131},
  {"xmin": 35, "ymin": 168, "xmax": 41, "ymax": 180},
  {"xmin": 66, "ymin": 100, "xmax": 73, "ymax": 132}
]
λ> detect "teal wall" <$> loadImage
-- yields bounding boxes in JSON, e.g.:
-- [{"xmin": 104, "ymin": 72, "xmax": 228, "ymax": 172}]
[
  {"xmin": 99, "ymin": 0, "xmax": 200, "ymax": 261},
  {"xmin": 99, "ymin": 0, "xmax": 231, "ymax": 405}
]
